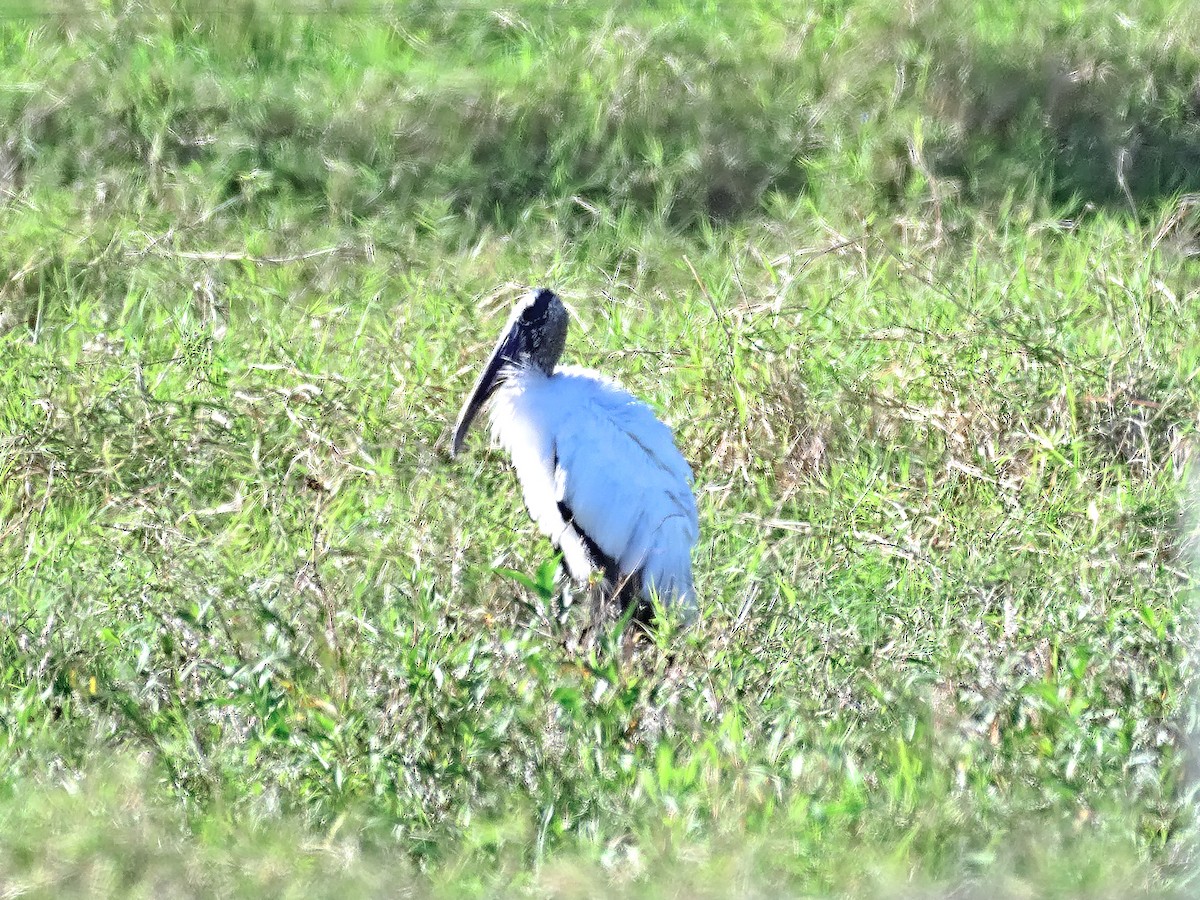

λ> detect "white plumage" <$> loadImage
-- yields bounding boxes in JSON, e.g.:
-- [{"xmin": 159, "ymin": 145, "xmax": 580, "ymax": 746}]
[
  {"xmin": 490, "ymin": 363, "xmax": 699, "ymax": 613},
  {"xmin": 452, "ymin": 289, "xmax": 699, "ymax": 622}
]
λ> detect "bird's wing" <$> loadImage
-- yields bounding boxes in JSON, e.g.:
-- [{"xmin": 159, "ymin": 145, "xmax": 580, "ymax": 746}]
[{"xmin": 547, "ymin": 369, "xmax": 699, "ymax": 608}]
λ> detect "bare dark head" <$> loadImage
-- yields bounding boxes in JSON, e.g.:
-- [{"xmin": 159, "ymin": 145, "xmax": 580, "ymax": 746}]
[
  {"xmin": 509, "ymin": 288, "xmax": 569, "ymax": 375},
  {"xmin": 451, "ymin": 288, "xmax": 570, "ymax": 456}
]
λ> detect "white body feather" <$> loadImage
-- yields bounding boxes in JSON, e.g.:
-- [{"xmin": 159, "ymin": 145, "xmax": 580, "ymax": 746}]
[{"xmin": 487, "ymin": 363, "xmax": 699, "ymax": 617}]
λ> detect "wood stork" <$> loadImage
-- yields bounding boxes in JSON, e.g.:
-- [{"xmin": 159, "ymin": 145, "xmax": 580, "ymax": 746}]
[{"xmin": 451, "ymin": 288, "xmax": 699, "ymax": 624}]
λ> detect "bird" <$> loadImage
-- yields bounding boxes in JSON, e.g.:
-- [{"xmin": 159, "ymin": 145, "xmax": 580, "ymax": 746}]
[{"xmin": 451, "ymin": 287, "xmax": 699, "ymax": 625}]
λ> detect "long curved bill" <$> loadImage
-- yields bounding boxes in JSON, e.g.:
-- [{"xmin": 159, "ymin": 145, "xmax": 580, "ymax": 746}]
[{"xmin": 451, "ymin": 320, "xmax": 523, "ymax": 457}]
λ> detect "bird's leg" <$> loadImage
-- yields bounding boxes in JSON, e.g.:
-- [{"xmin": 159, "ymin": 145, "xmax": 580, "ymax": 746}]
[
  {"xmin": 590, "ymin": 577, "xmax": 610, "ymax": 648},
  {"xmin": 620, "ymin": 625, "xmax": 643, "ymax": 661},
  {"xmin": 574, "ymin": 573, "xmax": 614, "ymax": 652},
  {"xmin": 619, "ymin": 605, "xmax": 657, "ymax": 661},
  {"xmin": 554, "ymin": 560, "xmax": 574, "ymax": 627}
]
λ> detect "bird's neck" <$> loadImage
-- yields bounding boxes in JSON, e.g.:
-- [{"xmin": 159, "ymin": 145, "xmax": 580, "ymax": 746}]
[{"xmin": 506, "ymin": 357, "xmax": 555, "ymax": 379}]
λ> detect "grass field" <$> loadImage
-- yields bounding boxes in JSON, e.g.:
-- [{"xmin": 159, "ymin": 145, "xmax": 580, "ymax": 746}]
[{"xmin": 2, "ymin": 1, "xmax": 1199, "ymax": 896}]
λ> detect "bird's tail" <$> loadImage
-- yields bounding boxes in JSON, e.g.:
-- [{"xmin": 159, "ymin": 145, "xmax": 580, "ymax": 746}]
[{"xmin": 638, "ymin": 514, "xmax": 698, "ymax": 623}]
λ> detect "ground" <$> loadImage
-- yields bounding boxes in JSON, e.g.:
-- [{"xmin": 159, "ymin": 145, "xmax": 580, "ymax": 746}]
[{"xmin": 1, "ymin": 1, "xmax": 1199, "ymax": 897}]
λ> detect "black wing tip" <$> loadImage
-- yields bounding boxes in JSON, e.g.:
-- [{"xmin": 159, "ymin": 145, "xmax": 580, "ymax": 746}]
[{"xmin": 556, "ymin": 499, "xmax": 620, "ymax": 581}]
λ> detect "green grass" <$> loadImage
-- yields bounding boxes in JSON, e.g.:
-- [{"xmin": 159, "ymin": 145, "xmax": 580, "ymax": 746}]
[{"xmin": 2, "ymin": 1, "xmax": 1199, "ymax": 896}]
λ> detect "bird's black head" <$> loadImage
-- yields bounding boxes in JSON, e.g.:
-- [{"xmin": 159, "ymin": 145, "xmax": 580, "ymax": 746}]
[
  {"xmin": 511, "ymin": 287, "xmax": 569, "ymax": 374},
  {"xmin": 450, "ymin": 287, "xmax": 570, "ymax": 456},
  {"xmin": 523, "ymin": 287, "xmax": 558, "ymax": 321}
]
